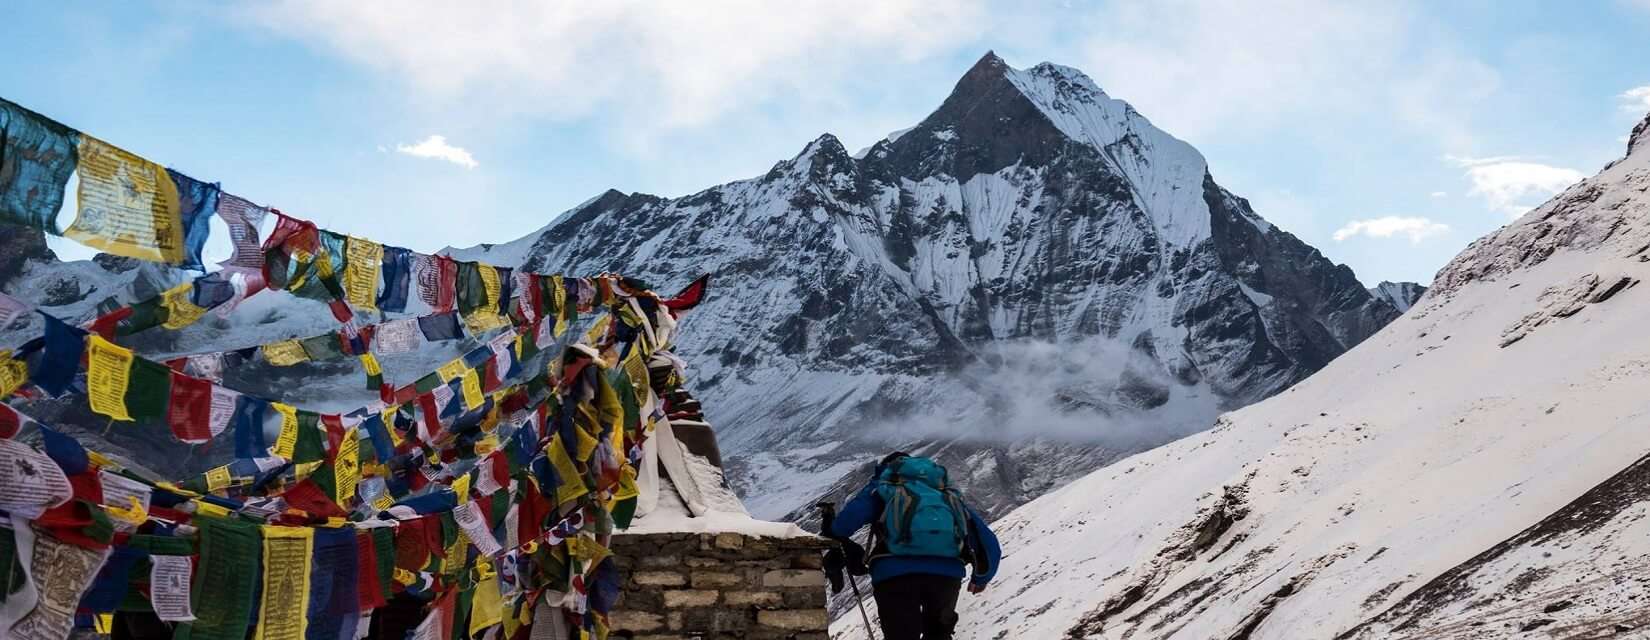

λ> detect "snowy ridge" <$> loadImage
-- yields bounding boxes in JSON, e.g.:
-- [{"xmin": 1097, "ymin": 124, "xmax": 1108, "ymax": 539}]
[{"xmin": 928, "ymin": 112, "xmax": 1650, "ymax": 639}]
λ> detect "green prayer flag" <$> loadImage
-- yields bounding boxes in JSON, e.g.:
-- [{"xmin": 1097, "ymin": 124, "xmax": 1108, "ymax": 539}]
[
  {"xmin": 124, "ymin": 358, "xmax": 171, "ymax": 421},
  {"xmin": 299, "ymin": 333, "xmax": 345, "ymax": 361},
  {"xmin": 371, "ymin": 528, "xmax": 396, "ymax": 601},
  {"xmin": 293, "ymin": 411, "xmax": 327, "ymax": 465},
  {"xmin": 174, "ymin": 517, "xmax": 261, "ymax": 640}
]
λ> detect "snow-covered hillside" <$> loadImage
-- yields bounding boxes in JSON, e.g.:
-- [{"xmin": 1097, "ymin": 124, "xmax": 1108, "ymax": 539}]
[
  {"xmin": 936, "ymin": 112, "xmax": 1650, "ymax": 639},
  {"xmin": 449, "ymin": 52, "xmax": 1414, "ymax": 521}
]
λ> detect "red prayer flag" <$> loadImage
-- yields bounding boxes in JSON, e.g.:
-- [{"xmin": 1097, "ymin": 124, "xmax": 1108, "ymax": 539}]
[
  {"xmin": 165, "ymin": 372, "xmax": 214, "ymax": 444},
  {"xmin": 356, "ymin": 531, "xmax": 388, "ymax": 610},
  {"xmin": 661, "ymin": 273, "xmax": 710, "ymax": 312},
  {"xmin": 0, "ymin": 404, "xmax": 21, "ymax": 438}
]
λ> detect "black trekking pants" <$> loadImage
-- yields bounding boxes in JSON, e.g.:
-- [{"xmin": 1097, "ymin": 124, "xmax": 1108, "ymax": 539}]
[{"xmin": 872, "ymin": 573, "xmax": 962, "ymax": 640}]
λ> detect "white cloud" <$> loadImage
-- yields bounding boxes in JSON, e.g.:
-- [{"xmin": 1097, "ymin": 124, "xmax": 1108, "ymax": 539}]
[
  {"xmin": 1070, "ymin": 0, "xmax": 1497, "ymax": 148},
  {"xmin": 1446, "ymin": 155, "xmax": 1583, "ymax": 217},
  {"xmin": 1622, "ymin": 85, "xmax": 1650, "ymax": 113},
  {"xmin": 245, "ymin": 1, "xmax": 987, "ymax": 137},
  {"xmin": 1332, "ymin": 216, "xmax": 1450, "ymax": 244},
  {"xmin": 1430, "ymin": 191, "xmax": 1448, "ymax": 197},
  {"xmin": 395, "ymin": 135, "xmax": 478, "ymax": 169}
]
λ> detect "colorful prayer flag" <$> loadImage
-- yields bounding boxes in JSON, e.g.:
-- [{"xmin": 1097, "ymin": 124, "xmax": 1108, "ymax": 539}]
[
  {"xmin": 86, "ymin": 335, "xmax": 135, "ymax": 421},
  {"xmin": 0, "ymin": 98, "xmax": 78, "ymax": 232},
  {"xmin": 255, "ymin": 526, "xmax": 315, "ymax": 640},
  {"xmin": 65, "ymin": 134, "xmax": 187, "ymax": 263},
  {"xmin": 167, "ymin": 371, "xmax": 214, "ymax": 443}
]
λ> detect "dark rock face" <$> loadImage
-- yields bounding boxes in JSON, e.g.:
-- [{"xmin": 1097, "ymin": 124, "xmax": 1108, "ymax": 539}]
[
  {"xmin": 488, "ymin": 52, "xmax": 1407, "ymax": 519},
  {"xmin": 0, "ymin": 223, "xmax": 53, "ymax": 289}
]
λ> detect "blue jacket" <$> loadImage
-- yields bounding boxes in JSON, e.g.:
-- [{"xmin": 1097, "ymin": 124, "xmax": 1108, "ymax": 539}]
[{"xmin": 828, "ymin": 480, "xmax": 1002, "ymax": 586}]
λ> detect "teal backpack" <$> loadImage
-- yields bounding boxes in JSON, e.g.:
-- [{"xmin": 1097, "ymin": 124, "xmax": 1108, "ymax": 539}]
[{"xmin": 873, "ymin": 456, "xmax": 972, "ymax": 560}]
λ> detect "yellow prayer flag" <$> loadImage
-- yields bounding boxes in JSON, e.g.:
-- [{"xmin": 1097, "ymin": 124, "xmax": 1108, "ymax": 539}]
[
  {"xmin": 547, "ymin": 436, "xmax": 587, "ymax": 506},
  {"xmin": 583, "ymin": 315, "xmax": 611, "ymax": 349},
  {"xmin": 86, "ymin": 335, "xmax": 134, "ymax": 421},
  {"xmin": 344, "ymin": 236, "xmax": 383, "ymax": 312},
  {"xmin": 193, "ymin": 500, "xmax": 231, "ymax": 519},
  {"xmin": 443, "ymin": 532, "xmax": 469, "ymax": 577},
  {"xmin": 94, "ymin": 614, "xmax": 114, "ymax": 634},
  {"xmin": 460, "ymin": 368, "xmax": 484, "ymax": 410},
  {"xmin": 372, "ymin": 492, "xmax": 394, "ymax": 512},
  {"xmin": 262, "ymin": 339, "xmax": 309, "ymax": 367},
  {"xmin": 436, "ymin": 359, "xmax": 466, "ymax": 383},
  {"xmin": 451, "ymin": 472, "xmax": 471, "ymax": 503},
  {"xmin": 550, "ymin": 275, "xmax": 568, "ymax": 337},
  {"xmin": 160, "ymin": 282, "xmax": 207, "ymax": 330},
  {"xmin": 463, "ymin": 310, "xmax": 508, "ymax": 334},
  {"xmin": 360, "ymin": 353, "xmax": 382, "ymax": 376},
  {"xmin": 469, "ymin": 575, "xmax": 504, "ymax": 636},
  {"xmin": 256, "ymin": 526, "xmax": 314, "ymax": 640},
  {"xmin": 294, "ymin": 460, "xmax": 321, "ymax": 479},
  {"xmin": 335, "ymin": 429, "xmax": 361, "ymax": 505},
  {"xmin": 474, "ymin": 434, "xmax": 499, "ymax": 457},
  {"xmin": 0, "ymin": 350, "xmax": 27, "ymax": 398},
  {"xmin": 204, "ymin": 465, "xmax": 232, "ymax": 492},
  {"xmin": 65, "ymin": 135, "xmax": 186, "ymax": 263},
  {"xmin": 393, "ymin": 567, "xmax": 416, "ymax": 586},
  {"xmin": 479, "ymin": 264, "xmax": 501, "ymax": 310},
  {"xmin": 271, "ymin": 403, "xmax": 299, "ymax": 459},
  {"xmin": 613, "ymin": 464, "xmax": 639, "ymax": 503},
  {"xmin": 384, "ymin": 407, "xmax": 404, "ymax": 447}
]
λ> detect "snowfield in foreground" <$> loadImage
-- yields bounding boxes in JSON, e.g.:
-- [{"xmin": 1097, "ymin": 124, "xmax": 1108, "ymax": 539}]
[{"xmin": 913, "ymin": 116, "xmax": 1650, "ymax": 639}]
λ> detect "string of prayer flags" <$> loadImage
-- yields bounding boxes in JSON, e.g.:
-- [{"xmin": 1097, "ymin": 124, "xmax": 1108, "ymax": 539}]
[
  {"xmin": 0, "ymin": 98, "xmax": 78, "ymax": 231},
  {"xmin": 65, "ymin": 134, "xmax": 187, "ymax": 263}
]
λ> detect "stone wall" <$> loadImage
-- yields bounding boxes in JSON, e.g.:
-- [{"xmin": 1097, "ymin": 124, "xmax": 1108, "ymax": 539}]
[{"xmin": 609, "ymin": 532, "xmax": 834, "ymax": 639}]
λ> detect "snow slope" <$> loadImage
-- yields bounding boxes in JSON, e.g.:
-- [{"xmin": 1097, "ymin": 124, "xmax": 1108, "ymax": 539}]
[{"xmin": 931, "ymin": 112, "xmax": 1650, "ymax": 639}]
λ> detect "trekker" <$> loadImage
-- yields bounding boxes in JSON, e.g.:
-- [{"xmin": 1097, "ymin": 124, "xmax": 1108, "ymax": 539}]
[{"xmin": 823, "ymin": 452, "xmax": 1001, "ymax": 640}]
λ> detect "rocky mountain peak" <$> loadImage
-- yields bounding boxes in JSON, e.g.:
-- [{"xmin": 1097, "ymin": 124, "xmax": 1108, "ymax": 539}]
[{"xmin": 1629, "ymin": 111, "xmax": 1650, "ymax": 158}]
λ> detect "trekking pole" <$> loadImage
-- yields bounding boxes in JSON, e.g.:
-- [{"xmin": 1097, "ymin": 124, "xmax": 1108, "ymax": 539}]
[
  {"xmin": 847, "ymin": 573, "xmax": 879, "ymax": 640},
  {"xmin": 817, "ymin": 501, "xmax": 879, "ymax": 640}
]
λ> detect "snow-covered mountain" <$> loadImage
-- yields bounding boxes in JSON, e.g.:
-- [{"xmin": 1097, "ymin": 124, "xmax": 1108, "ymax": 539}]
[
  {"xmin": 449, "ymin": 52, "xmax": 1412, "ymax": 519},
  {"xmin": 1369, "ymin": 280, "xmax": 1426, "ymax": 313},
  {"xmin": 934, "ymin": 112, "xmax": 1650, "ymax": 639}
]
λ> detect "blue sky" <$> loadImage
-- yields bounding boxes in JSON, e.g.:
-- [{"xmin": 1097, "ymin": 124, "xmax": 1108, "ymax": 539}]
[{"xmin": 4, "ymin": 1, "xmax": 1648, "ymax": 285}]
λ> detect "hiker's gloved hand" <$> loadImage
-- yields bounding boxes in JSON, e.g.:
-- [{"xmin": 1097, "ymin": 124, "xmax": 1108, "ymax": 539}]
[
  {"xmin": 822, "ymin": 548, "xmax": 846, "ymax": 593},
  {"xmin": 968, "ymin": 582, "xmax": 987, "ymax": 595},
  {"xmin": 841, "ymin": 539, "xmax": 869, "ymax": 576}
]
